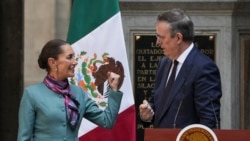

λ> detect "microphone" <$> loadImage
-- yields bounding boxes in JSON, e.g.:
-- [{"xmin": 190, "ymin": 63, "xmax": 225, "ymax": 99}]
[
  {"xmin": 173, "ymin": 95, "xmax": 185, "ymax": 128},
  {"xmin": 208, "ymin": 96, "xmax": 219, "ymax": 129}
]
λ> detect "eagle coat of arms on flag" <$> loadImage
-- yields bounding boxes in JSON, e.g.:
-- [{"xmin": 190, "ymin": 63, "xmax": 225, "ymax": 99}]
[{"xmin": 70, "ymin": 52, "xmax": 124, "ymax": 108}]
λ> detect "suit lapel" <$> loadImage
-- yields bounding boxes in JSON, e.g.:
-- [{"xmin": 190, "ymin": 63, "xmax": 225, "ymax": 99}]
[
  {"xmin": 161, "ymin": 60, "xmax": 172, "ymax": 88},
  {"xmin": 154, "ymin": 58, "xmax": 172, "ymax": 127}
]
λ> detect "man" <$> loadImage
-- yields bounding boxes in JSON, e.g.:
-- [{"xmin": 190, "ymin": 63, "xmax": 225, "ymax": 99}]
[{"xmin": 139, "ymin": 9, "xmax": 222, "ymax": 129}]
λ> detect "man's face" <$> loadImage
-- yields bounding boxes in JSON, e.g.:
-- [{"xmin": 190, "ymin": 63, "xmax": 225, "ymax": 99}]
[{"xmin": 155, "ymin": 21, "xmax": 179, "ymax": 60}]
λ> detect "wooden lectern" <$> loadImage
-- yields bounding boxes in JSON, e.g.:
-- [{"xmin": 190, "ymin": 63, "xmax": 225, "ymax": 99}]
[{"xmin": 144, "ymin": 128, "xmax": 250, "ymax": 141}]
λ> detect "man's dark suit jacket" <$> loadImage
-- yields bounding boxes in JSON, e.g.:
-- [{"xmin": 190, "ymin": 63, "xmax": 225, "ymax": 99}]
[{"xmin": 148, "ymin": 46, "xmax": 222, "ymax": 129}]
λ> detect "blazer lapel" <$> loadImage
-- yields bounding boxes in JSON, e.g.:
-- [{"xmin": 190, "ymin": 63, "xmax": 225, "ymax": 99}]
[
  {"xmin": 161, "ymin": 60, "xmax": 172, "ymax": 88},
  {"xmin": 154, "ymin": 58, "xmax": 172, "ymax": 127}
]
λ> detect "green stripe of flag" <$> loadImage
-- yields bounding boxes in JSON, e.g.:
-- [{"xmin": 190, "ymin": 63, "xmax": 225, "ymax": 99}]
[{"xmin": 67, "ymin": 0, "xmax": 120, "ymax": 44}]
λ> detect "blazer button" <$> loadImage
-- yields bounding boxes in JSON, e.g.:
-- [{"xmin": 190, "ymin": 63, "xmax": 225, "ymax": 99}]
[{"xmin": 63, "ymin": 122, "xmax": 66, "ymax": 126}]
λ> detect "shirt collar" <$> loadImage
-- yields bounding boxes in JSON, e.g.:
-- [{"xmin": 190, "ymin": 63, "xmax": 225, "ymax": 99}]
[{"xmin": 176, "ymin": 43, "xmax": 194, "ymax": 64}]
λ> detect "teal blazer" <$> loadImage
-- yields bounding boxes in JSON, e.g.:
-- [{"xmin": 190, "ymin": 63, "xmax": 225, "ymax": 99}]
[{"xmin": 17, "ymin": 82, "xmax": 123, "ymax": 141}]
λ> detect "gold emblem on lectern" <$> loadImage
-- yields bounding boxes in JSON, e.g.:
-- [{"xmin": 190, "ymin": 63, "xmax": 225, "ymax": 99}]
[{"xmin": 176, "ymin": 124, "xmax": 218, "ymax": 141}]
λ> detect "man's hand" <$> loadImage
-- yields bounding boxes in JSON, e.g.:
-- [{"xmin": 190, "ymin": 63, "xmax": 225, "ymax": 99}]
[{"xmin": 139, "ymin": 100, "xmax": 154, "ymax": 122}]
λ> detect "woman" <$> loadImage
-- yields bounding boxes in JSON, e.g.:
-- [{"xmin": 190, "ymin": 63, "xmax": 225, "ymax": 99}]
[{"xmin": 17, "ymin": 39, "xmax": 123, "ymax": 141}]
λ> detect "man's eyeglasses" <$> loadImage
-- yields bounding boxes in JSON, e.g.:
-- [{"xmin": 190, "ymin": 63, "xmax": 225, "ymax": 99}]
[{"xmin": 156, "ymin": 34, "xmax": 165, "ymax": 40}]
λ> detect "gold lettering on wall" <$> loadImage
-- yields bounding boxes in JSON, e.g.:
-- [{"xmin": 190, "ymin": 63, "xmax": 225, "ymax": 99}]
[
  {"xmin": 134, "ymin": 35, "xmax": 163, "ymax": 99},
  {"xmin": 194, "ymin": 35, "xmax": 215, "ymax": 61},
  {"xmin": 134, "ymin": 34, "xmax": 163, "ymax": 141}
]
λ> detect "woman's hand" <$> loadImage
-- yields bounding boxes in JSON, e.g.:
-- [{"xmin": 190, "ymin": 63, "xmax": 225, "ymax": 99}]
[{"xmin": 107, "ymin": 71, "xmax": 120, "ymax": 91}]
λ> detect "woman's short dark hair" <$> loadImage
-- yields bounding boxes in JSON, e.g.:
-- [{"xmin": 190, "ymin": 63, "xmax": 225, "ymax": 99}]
[
  {"xmin": 38, "ymin": 39, "xmax": 68, "ymax": 72},
  {"xmin": 157, "ymin": 9, "xmax": 194, "ymax": 42}
]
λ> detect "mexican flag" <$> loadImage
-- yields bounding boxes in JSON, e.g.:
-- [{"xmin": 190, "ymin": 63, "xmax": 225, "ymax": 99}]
[{"xmin": 67, "ymin": 0, "xmax": 136, "ymax": 141}]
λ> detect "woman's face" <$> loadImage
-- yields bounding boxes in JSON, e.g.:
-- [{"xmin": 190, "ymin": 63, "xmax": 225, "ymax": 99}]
[{"xmin": 51, "ymin": 44, "xmax": 77, "ymax": 80}]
